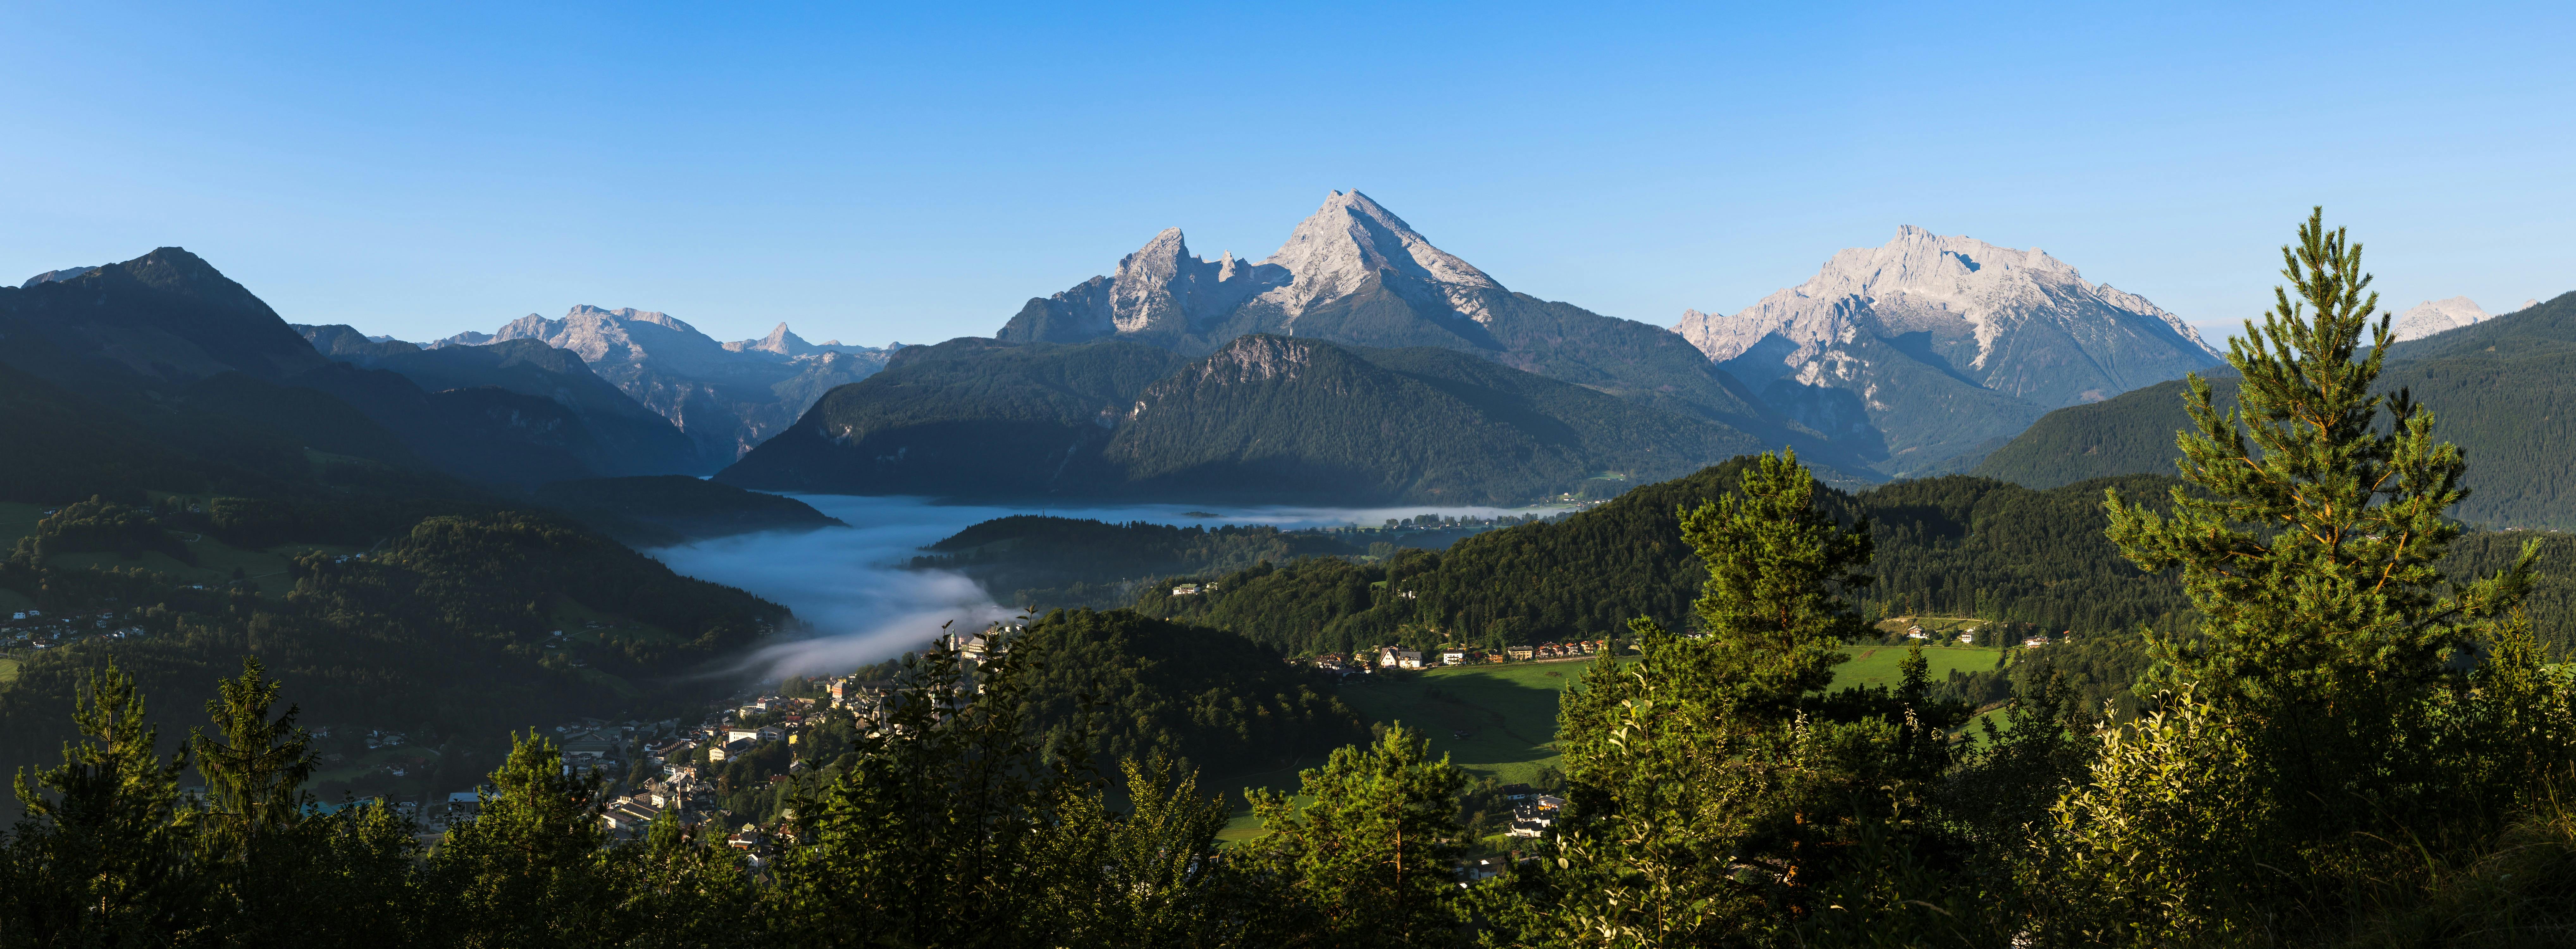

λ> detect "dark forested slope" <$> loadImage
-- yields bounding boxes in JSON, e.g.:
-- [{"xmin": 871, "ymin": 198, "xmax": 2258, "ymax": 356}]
[
  {"xmin": 1012, "ymin": 609, "xmax": 1369, "ymax": 781},
  {"xmin": 912, "ymin": 515, "xmax": 1365, "ymax": 609},
  {"xmin": 720, "ymin": 334, "xmax": 1777, "ymax": 504},
  {"xmin": 0, "ymin": 252, "xmax": 798, "ymax": 794},
  {"xmin": 1130, "ymin": 460, "xmax": 2197, "ymax": 656},
  {"xmin": 1974, "ymin": 291, "xmax": 2576, "ymax": 529}
]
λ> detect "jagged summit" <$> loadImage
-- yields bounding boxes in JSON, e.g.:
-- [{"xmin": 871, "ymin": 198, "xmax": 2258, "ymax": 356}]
[
  {"xmin": 1256, "ymin": 189, "xmax": 1503, "ymax": 325},
  {"xmin": 1668, "ymin": 226, "xmax": 2224, "ymax": 474},
  {"xmin": 726, "ymin": 322, "xmax": 812, "ymax": 356},
  {"xmin": 2391, "ymin": 296, "xmax": 2492, "ymax": 341},
  {"xmin": 994, "ymin": 190, "xmax": 1521, "ymax": 347},
  {"xmin": 1676, "ymin": 226, "xmax": 2214, "ymax": 370},
  {"xmin": 423, "ymin": 305, "xmax": 896, "ymax": 464}
]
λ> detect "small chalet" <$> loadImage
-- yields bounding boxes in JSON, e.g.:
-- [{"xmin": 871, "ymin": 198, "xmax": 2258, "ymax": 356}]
[{"xmin": 1378, "ymin": 647, "xmax": 1425, "ymax": 670}]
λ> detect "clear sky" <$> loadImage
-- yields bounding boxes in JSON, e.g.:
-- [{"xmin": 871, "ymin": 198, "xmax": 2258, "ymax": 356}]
[{"xmin": 5, "ymin": 1, "xmax": 2570, "ymax": 348}]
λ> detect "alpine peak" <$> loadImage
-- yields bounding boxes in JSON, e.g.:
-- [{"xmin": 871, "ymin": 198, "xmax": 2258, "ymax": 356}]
[{"xmin": 1259, "ymin": 189, "xmax": 1502, "ymax": 323}]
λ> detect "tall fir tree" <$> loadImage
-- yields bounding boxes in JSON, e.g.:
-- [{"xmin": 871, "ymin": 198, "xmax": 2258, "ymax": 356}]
[
  {"xmin": 1238, "ymin": 723, "xmax": 1469, "ymax": 949},
  {"xmin": 3, "ymin": 661, "xmax": 203, "ymax": 944},
  {"xmin": 2103, "ymin": 208, "xmax": 2537, "ymax": 834},
  {"xmin": 1540, "ymin": 450, "xmax": 1958, "ymax": 947}
]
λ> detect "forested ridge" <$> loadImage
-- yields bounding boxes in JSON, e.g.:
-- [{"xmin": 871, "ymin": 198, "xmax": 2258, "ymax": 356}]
[
  {"xmin": 1976, "ymin": 291, "xmax": 2576, "ymax": 529},
  {"xmin": 0, "ymin": 494, "xmax": 785, "ymax": 803},
  {"xmin": 720, "ymin": 333, "xmax": 1776, "ymax": 504},
  {"xmin": 1130, "ymin": 463, "xmax": 2202, "ymax": 655}
]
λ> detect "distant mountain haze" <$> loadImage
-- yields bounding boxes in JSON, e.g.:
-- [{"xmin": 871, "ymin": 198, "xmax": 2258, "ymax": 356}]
[
  {"xmin": 1673, "ymin": 226, "xmax": 2226, "ymax": 476},
  {"xmin": 295, "ymin": 325, "xmax": 702, "ymax": 475},
  {"xmin": 426, "ymin": 305, "xmax": 899, "ymax": 465},
  {"xmin": 0, "ymin": 248, "xmax": 684, "ymax": 489}
]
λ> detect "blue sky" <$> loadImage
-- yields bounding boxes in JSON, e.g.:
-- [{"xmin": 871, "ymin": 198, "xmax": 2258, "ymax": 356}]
[{"xmin": 4, "ymin": 1, "xmax": 2570, "ymax": 347}]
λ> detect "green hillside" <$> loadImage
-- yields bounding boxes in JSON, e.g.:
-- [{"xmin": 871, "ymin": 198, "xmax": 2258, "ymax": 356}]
[
  {"xmin": 533, "ymin": 474, "xmax": 844, "ymax": 546},
  {"xmin": 1975, "ymin": 291, "xmax": 2576, "ymax": 529},
  {"xmin": 1132, "ymin": 460, "xmax": 2203, "ymax": 656}
]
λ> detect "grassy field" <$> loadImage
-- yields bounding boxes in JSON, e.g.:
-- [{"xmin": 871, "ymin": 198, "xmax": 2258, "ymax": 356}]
[
  {"xmin": 1832, "ymin": 643, "xmax": 2009, "ymax": 690},
  {"xmin": 0, "ymin": 657, "xmax": 20, "ymax": 685},
  {"xmin": 1212, "ymin": 660, "xmax": 1601, "ymax": 841},
  {"xmin": 1213, "ymin": 642, "xmax": 2020, "ymax": 841}
]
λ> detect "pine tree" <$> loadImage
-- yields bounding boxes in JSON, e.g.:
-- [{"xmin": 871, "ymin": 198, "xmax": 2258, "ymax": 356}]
[
  {"xmin": 762, "ymin": 625, "xmax": 1094, "ymax": 947},
  {"xmin": 3, "ymin": 661, "xmax": 203, "ymax": 942},
  {"xmin": 1542, "ymin": 450, "xmax": 1910, "ymax": 947},
  {"xmin": 2104, "ymin": 208, "xmax": 2537, "ymax": 836},
  {"xmin": 193, "ymin": 656, "xmax": 315, "ymax": 850},
  {"xmin": 2069, "ymin": 208, "xmax": 2559, "ymax": 938},
  {"xmin": 1675, "ymin": 448, "xmax": 1876, "ymax": 714},
  {"xmin": 1237, "ymin": 723, "xmax": 1468, "ymax": 948},
  {"xmin": 428, "ymin": 729, "xmax": 619, "ymax": 947}
]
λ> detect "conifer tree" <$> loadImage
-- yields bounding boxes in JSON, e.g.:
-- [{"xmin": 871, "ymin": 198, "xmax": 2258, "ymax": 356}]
[
  {"xmin": 3, "ymin": 661, "xmax": 202, "ymax": 942},
  {"xmin": 193, "ymin": 656, "xmax": 314, "ymax": 850},
  {"xmin": 429, "ymin": 729, "xmax": 619, "ymax": 947},
  {"xmin": 1238, "ymin": 724, "xmax": 1468, "ymax": 948},
  {"xmin": 1543, "ymin": 450, "xmax": 1903, "ymax": 947},
  {"xmin": 2104, "ymin": 208, "xmax": 2537, "ymax": 836},
  {"xmin": 762, "ymin": 626, "xmax": 1094, "ymax": 947}
]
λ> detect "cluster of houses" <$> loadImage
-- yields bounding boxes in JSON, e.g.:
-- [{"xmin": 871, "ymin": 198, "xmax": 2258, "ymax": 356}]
[
  {"xmin": 3, "ymin": 608, "xmax": 147, "ymax": 651},
  {"xmin": 1306, "ymin": 640, "xmax": 1619, "ymax": 673},
  {"xmin": 1499, "ymin": 784, "xmax": 1565, "ymax": 838},
  {"xmin": 1898, "ymin": 623, "xmax": 2073, "ymax": 649}
]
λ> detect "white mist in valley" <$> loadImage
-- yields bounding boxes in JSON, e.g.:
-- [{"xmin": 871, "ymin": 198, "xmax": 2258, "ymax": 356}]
[{"xmin": 647, "ymin": 494, "xmax": 1560, "ymax": 682}]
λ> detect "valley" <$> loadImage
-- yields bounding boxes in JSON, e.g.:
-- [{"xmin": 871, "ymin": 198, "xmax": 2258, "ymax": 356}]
[{"xmin": 3, "ymin": 206, "xmax": 2571, "ymax": 948}]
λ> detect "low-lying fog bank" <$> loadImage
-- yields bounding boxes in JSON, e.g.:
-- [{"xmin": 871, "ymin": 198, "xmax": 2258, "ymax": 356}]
[{"xmin": 649, "ymin": 495, "xmax": 1561, "ymax": 679}]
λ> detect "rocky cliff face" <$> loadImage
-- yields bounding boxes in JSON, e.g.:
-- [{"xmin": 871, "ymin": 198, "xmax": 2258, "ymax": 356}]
[
  {"xmin": 2391, "ymin": 296, "xmax": 2492, "ymax": 342},
  {"xmin": 1671, "ymin": 226, "xmax": 2223, "ymax": 474},
  {"xmin": 992, "ymin": 190, "xmax": 1834, "ymax": 472},
  {"xmin": 431, "ymin": 306, "xmax": 896, "ymax": 464}
]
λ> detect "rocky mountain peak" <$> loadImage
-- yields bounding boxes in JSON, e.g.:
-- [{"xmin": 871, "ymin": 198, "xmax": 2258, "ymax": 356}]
[
  {"xmin": 724, "ymin": 322, "xmax": 813, "ymax": 356},
  {"xmin": 20, "ymin": 266, "xmax": 99, "ymax": 288},
  {"xmin": 1667, "ymin": 226, "xmax": 2224, "ymax": 474},
  {"xmin": 1675, "ymin": 226, "xmax": 2213, "ymax": 370},
  {"xmin": 2391, "ymin": 296, "xmax": 2492, "ymax": 342},
  {"xmin": 1256, "ymin": 189, "xmax": 1502, "ymax": 324}
]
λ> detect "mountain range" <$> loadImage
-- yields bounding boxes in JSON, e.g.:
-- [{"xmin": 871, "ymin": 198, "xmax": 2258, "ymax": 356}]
[
  {"xmin": 1971, "ymin": 291, "xmax": 2576, "ymax": 528},
  {"xmin": 995, "ymin": 191, "xmax": 1810, "ymax": 453},
  {"xmin": 421, "ymin": 306, "xmax": 898, "ymax": 467},
  {"xmin": 725, "ymin": 191, "xmax": 2230, "ymax": 496},
  {"xmin": 0, "ymin": 250, "xmax": 637, "ymax": 488},
  {"xmin": 1671, "ymin": 225, "xmax": 2225, "ymax": 475}
]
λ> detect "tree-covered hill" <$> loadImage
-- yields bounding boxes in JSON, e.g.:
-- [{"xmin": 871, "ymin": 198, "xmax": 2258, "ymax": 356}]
[
  {"xmin": 1130, "ymin": 458, "xmax": 2576, "ymax": 660},
  {"xmin": 1973, "ymin": 291, "xmax": 2576, "ymax": 529},
  {"xmin": 0, "ymin": 498, "xmax": 785, "ymax": 800},
  {"xmin": 719, "ymin": 333, "xmax": 1780, "ymax": 504},
  {"xmin": 0, "ymin": 254, "xmax": 806, "ymax": 802},
  {"xmin": 912, "ymin": 515, "xmax": 1365, "ymax": 609},
  {"xmin": 1012, "ymin": 609, "xmax": 1369, "ymax": 782},
  {"xmin": 532, "ymin": 475, "xmax": 845, "ymax": 547}
]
